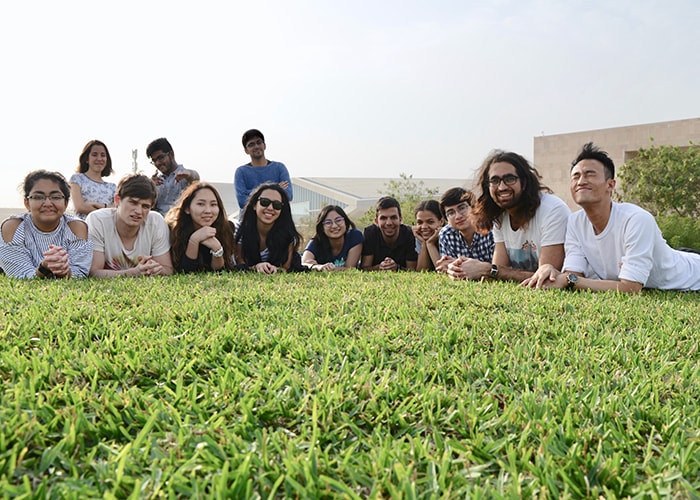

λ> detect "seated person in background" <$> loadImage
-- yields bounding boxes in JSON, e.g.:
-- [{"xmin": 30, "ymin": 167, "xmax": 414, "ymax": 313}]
[
  {"xmin": 0, "ymin": 170, "xmax": 92, "ymax": 278},
  {"xmin": 361, "ymin": 196, "xmax": 417, "ymax": 271},
  {"xmin": 435, "ymin": 187, "xmax": 494, "ymax": 272},
  {"xmin": 523, "ymin": 142, "xmax": 700, "ymax": 292},
  {"xmin": 165, "ymin": 182, "xmax": 236, "ymax": 273},
  {"xmin": 234, "ymin": 129, "xmax": 293, "ymax": 213},
  {"xmin": 413, "ymin": 200, "xmax": 443, "ymax": 272},
  {"xmin": 86, "ymin": 174, "xmax": 173, "ymax": 277},
  {"xmin": 147, "ymin": 137, "xmax": 200, "ymax": 215},
  {"xmin": 447, "ymin": 150, "xmax": 570, "ymax": 282},
  {"xmin": 234, "ymin": 183, "xmax": 302, "ymax": 274},
  {"xmin": 302, "ymin": 205, "xmax": 363, "ymax": 271},
  {"xmin": 69, "ymin": 139, "xmax": 117, "ymax": 219}
]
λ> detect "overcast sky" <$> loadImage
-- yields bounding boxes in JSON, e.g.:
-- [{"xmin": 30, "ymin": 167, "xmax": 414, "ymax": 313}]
[{"xmin": 1, "ymin": 0, "xmax": 698, "ymax": 208}]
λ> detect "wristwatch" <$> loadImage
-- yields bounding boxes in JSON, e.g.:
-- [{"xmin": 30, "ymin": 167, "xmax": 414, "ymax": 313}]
[
  {"xmin": 566, "ymin": 273, "xmax": 579, "ymax": 290},
  {"xmin": 37, "ymin": 263, "xmax": 55, "ymax": 278},
  {"xmin": 210, "ymin": 247, "xmax": 224, "ymax": 258},
  {"xmin": 489, "ymin": 264, "xmax": 499, "ymax": 279}
]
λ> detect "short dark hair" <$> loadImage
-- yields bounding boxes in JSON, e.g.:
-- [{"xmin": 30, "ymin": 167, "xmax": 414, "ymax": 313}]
[
  {"xmin": 23, "ymin": 170, "xmax": 71, "ymax": 201},
  {"xmin": 242, "ymin": 129, "xmax": 265, "ymax": 148},
  {"xmin": 117, "ymin": 174, "xmax": 158, "ymax": 203},
  {"xmin": 77, "ymin": 140, "xmax": 114, "ymax": 177},
  {"xmin": 375, "ymin": 196, "xmax": 402, "ymax": 218},
  {"xmin": 146, "ymin": 138, "xmax": 173, "ymax": 159},
  {"xmin": 414, "ymin": 200, "xmax": 442, "ymax": 220},
  {"xmin": 439, "ymin": 187, "xmax": 474, "ymax": 218},
  {"xmin": 571, "ymin": 142, "xmax": 615, "ymax": 179}
]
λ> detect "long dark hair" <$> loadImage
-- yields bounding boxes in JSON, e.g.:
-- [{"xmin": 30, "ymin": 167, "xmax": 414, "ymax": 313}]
[
  {"xmin": 310, "ymin": 205, "xmax": 356, "ymax": 256},
  {"xmin": 470, "ymin": 150, "xmax": 551, "ymax": 233},
  {"xmin": 77, "ymin": 140, "xmax": 114, "ymax": 177},
  {"xmin": 166, "ymin": 182, "xmax": 236, "ymax": 271},
  {"xmin": 235, "ymin": 183, "xmax": 301, "ymax": 267}
]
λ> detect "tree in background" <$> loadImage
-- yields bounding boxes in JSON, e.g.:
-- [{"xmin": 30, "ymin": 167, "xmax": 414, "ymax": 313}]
[
  {"xmin": 355, "ymin": 173, "xmax": 439, "ymax": 229},
  {"xmin": 618, "ymin": 141, "xmax": 700, "ymax": 249}
]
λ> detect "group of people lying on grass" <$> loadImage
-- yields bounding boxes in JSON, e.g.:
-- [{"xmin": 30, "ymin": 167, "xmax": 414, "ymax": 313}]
[{"xmin": 2, "ymin": 142, "xmax": 699, "ymax": 293}]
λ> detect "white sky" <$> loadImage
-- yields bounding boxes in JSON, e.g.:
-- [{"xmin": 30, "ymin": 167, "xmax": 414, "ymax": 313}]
[{"xmin": 1, "ymin": 0, "xmax": 699, "ymax": 208}]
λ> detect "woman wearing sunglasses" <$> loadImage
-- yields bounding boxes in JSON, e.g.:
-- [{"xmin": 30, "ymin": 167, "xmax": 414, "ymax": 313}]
[
  {"xmin": 302, "ymin": 205, "xmax": 363, "ymax": 271},
  {"xmin": 0, "ymin": 170, "xmax": 92, "ymax": 278},
  {"xmin": 234, "ymin": 183, "xmax": 301, "ymax": 273}
]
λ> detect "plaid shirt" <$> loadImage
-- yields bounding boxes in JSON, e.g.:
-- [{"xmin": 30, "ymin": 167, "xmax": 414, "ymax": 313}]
[{"xmin": 439, "ymin": 224, "xmax": 494, "ymax": 262}]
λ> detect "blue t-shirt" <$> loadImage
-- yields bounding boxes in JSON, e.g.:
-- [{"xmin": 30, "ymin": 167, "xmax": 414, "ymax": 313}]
[
  {"xmin": 234, "ymin": 161, "xmax": 293, "ymax": 209},
  {"xmin": 304, "ymin": 229, "xmax": 363, "ymax": 267}
]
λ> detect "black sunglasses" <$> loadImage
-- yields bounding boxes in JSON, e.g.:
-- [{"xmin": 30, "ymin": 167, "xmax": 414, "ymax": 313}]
[{"xmin": 258, "ymin": 197, "xmax": 283, "ymax": 210}]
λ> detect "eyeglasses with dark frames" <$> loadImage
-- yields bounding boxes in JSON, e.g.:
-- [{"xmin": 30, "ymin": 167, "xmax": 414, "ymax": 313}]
[{"xmin": 488, "ymin": 174, "xmax": 520, "ymax": 186}]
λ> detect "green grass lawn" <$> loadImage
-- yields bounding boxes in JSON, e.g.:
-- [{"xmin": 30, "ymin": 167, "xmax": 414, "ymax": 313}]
[{"xmin": 1, "ymin": 272, "xmax": 699, "ymax": 498}]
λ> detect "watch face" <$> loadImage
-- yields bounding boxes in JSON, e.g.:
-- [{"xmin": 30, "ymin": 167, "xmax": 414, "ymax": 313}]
[{"xmin": 567, "ymin": 274, "xmax": 578, "ymax": 289}]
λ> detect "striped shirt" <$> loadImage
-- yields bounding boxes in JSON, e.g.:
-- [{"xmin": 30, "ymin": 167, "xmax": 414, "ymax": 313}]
[
  {"xmin": 439, "ymin": 224, "xmax": 494, "ymax": 262},
  {"xmin": 0, "ymin": 213, "xmax": 93, "ymax": 278}
]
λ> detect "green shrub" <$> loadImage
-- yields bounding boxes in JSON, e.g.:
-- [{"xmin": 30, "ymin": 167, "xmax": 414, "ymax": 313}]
[{"xmin": 657, "ymin": 214, "xmax": 700, "ymax": 250}]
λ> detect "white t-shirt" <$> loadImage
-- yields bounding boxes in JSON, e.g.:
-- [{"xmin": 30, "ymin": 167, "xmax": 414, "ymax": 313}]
[
  {"xmin": 492, "ymin": 193, "xmax": 570, "ymax": 271},
  {"xmin": 563, "ymin": 202, "xmax": 700, "ymax": 290},
  {"xmin": 86, "ymin": 208, "xmax": 170, "ymax": 271}
]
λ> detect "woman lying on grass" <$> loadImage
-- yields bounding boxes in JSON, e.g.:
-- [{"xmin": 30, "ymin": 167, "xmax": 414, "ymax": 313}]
[
  {"xmin": 234, "ymin": 183, "xmax": 302, "ymax": 274},
  {"xmin": 413, "ymin": 199, "xmax": 444, "ymax": 271},
  {"xmin": 0, "ymin": 170, "xmax": 92, "ymax": 278},
  {"xmin": 166, "ymin": 182, "xmax": 236, "ymax": 273},
  {"xmin": 302, "ymin": 205, "xmax": 363, "ymax": 271}
]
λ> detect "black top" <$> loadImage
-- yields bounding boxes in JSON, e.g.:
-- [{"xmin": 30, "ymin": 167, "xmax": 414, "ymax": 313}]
[{"xmin": 362, "ymin": 224, "xmax": 417, "ymax": 269}]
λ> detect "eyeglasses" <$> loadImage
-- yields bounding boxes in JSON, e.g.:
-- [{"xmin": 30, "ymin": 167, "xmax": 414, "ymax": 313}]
[
  {"xmin": 246, "ymin": 140, "xmax": 264, "ymax": 149},
  {"xmin": 258, "ymin": 197, "xmax": 283, "ymax": 210},
  {"xmin": 322, "ymin": 216, "xmax": 345, "ymax": 227},
  {"xmin": 488, "ymin": 174, "xmax": 520, "ymax": 186},
  {"xmin": 444, "ymin": 204, "xmax": 469, "ymax": 219},
  {"xmin": 26, "ymin": 194, "xmax": 66, "ymax": 202},
  {"xmin": 150, "ymin": 152, "xmax": 170, "ymax": 165}
]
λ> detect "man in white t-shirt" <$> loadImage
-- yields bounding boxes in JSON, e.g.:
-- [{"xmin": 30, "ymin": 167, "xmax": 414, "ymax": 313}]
[
  {"xmin": 524, "ymin": 142, "xmax": 700, "ymax": 292},
  {"xmin": 447, "ymin": 150, "xmax": 570, "ymax": 282},
  {"xmin": 86, "ymin": 174, "xmax": 173, "ymax": 277}
]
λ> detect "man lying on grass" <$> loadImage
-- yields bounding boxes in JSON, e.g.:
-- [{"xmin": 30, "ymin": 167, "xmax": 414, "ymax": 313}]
[
  {"xmin": 86, "ymin": 174, "xmax": 173, "ymax": 277},
  {"xmin": 523, "ymin": 142, "xmax": 700, "ymax": 292}
]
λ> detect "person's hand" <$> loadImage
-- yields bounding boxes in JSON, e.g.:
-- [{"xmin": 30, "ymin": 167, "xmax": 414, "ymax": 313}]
[
  {"xmin": 175, "ymin": 169, "xmax": 196, "ymax": 183},
  {"xmin": 435, "ymin": 255, "xmax": 455, "ymax": 274},
  {"xmin": 279, "ymin": 181, "xmax": 290, "ymax": 190},
  {"xmin": 522, "ymin": 264, "xmax": 563, "ymax": 289},
  {"xmin": 426, "ymin": 228, "xmax": 439, "ymax": 245},
  {"xmin": 412, "ymin": 225, "xmax": 426, "ymax": 244},
  {"xmin": 313, "ymin": 262, "xmax": 336, "ymax": 271},
  {"xmin": 90, "ymin": 201, "xmax": 106, "ymax": 210},
  {"xmin": 136, "ymin": 255, "xmax": 166, "ymax": 276},
  {"xmin": 151, "ymin": 172, "xmax": 164, "ymax": 186},
  {"xmin": 446, "ymin": 256, "xmax": 489, "ymax": 281},
  {"xmin": 378, "ymin": 257, "xmax": 398, "ymax": 271},
  {"xmin": 43, "ymin": 245, "xmax": 71, "ymax": 277},
  {"xmin": 255, "ymin": 262, "xmax": 278, "ymax": 274},
  {"xmin": 190, "ymin": 227, "xmax": 217, "ymax": 247}
]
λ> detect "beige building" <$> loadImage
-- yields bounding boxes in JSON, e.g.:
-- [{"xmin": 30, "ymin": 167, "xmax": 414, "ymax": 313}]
[{"xmin": 534, "ymin": 117, "xmax": 700, "ymax": 208}]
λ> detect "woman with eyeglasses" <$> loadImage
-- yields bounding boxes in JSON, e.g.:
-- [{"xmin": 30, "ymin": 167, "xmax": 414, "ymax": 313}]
[
  {"xmin": 0, "ymin": 170, "xmax": 92, "ymax": 278},
  {"xmin": 69, "ymin": 140, "xmax": 117, "ymax": 219},
  {"xmin": 412, "ymin": 200, "xmax": 444, "ymax": 272},
  {"xmin": 234, "ymin": 183, "xmax": 302, "ymax": 273},
  {"xmin": 302, "ymin": 205, "xmax": 363, "ymax": 271},
  {"xmin": 165, "ymin": 182, "xmax": 236, "ymax": 273}
]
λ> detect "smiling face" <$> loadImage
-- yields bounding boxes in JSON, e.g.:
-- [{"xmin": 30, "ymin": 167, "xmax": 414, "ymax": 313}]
[
  {"xmin": 24, "ymin": 178, "xmax": 68, "ymax": 232},
  {"xmin": 322, "ymin": 210, "xmax": 347, "ymax": 240},
  {"xmin": 255, "ymin": 188, "xmax": 283, "ymax": 225},
  {"xmin": 150, "ymin": 149, "xmax": 176, "ymax": 175},
  {"xmin": 186, "ymin": 188, "xmax": 220, "ymax": 229},
  {"xmin": 414, "ymin": 210, "xmax": 442, "ymax": 240},
  {"xmin": 244, "ymin": 138, "xmax": 266, "ymax": 161},
  {"xmin": 488, "ymin": 161, "xmax": 523, "ymax": 210},
  {"xmin": 87, "ymin": 144, "xmax": 108, "ymax": 176},
  {"xmin": 570, "ymin": 159, "xmax": 615, "ymax": 208},
  {"xmin": 375, "ymin": 207, "xmax": 401, "ymax": 241}
]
